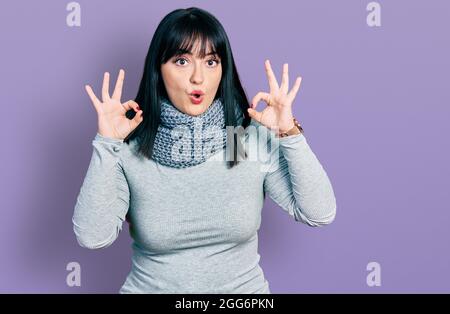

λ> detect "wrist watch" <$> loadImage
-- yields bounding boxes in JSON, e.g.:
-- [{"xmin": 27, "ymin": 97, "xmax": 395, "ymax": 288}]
[{"xmin": 276, "ymin": 117, "xmax": 304, "ymax": 138}]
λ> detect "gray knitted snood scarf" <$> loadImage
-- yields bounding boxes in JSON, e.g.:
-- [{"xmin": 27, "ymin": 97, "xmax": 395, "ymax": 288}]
[{"xmin": 151, "ymin": 97, "xmax": 229, "ymax": 168}]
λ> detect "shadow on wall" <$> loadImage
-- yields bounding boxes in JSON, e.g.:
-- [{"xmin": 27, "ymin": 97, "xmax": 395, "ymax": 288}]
[{"xmin": 23, "ymin": 36, "xmax": 143, "ymax": 293}]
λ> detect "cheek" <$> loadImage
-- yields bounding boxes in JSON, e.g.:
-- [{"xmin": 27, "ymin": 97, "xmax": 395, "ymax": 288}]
[
  {"xmin": 210, "ymin": 68, "xmax": 222, "ymax": 88},
  {"xmin": 215, "ymin": 68, "xmax": 222, "ymax": 79},
  {"xmin": 162, "ymin": 66, "xmax": 185, "ymax": 91}
]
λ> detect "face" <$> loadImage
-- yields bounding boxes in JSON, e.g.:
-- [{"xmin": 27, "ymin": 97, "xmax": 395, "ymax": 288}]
[{"xmin": 161, "ymin": 40, "xmax": 222, "ymax": 116}]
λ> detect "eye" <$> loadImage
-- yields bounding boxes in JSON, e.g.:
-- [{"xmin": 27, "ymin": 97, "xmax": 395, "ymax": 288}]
[
  {"xmin": 207, "ymin": 58, "xmax": 220, "ymax": 67},
  {"xmin": 174, "ymin": 57, "xmax": 188, "ymax": 66}
]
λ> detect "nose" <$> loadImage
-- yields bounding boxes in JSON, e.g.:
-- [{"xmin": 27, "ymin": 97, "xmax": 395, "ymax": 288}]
[{"xmin": 189, "ymin": 63, "xmax": 204, "ymax": 85}]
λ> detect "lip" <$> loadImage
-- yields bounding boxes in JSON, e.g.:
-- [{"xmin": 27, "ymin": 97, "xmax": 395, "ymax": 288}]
[
  {"xmin": 188, "ymin": 90, "xmax": 205, "ymax": 105},
  {"xmin": 190, "ymin": 90, "xmax": 205, "ymax": 96},
  {"xmin": 189, "ymin": 94, "xmax": 204, "ymax": 105}
]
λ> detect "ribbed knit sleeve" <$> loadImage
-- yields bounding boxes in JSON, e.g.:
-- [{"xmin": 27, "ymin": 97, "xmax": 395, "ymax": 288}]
[
  {"xmin": 72, "ymin": 133, "xmax": 130, "ymax": 249},
  {"xmin": 263, "ymin": 132, "xmax": 337, "ymax": 227}
]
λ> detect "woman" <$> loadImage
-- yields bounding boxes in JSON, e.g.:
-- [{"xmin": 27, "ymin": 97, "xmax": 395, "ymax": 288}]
[{"xmin": 73, "ymin": 7, "xmax": 337, "ymax": 294}]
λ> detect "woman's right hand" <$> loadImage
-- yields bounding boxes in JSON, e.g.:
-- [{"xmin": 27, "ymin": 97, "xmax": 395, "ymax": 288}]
[{"xmin": 85, "ymin": 69, "xmax": 143, "ymax": 141}]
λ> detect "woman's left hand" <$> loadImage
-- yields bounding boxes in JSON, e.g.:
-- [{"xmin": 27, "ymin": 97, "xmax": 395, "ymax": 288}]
[{"xmin": 247, "ymin": 60, "xmax": 302, "ymax": 133}]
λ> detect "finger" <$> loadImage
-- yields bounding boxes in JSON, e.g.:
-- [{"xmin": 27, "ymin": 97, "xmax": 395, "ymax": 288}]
[
  {"xmin": 112, "ymin": 69, "xmax": 125, "ymax": 101},
  {"xmin": 265, "ymin": 59, "xmax": 279, "ymax": 93},
  {"xmin": 280, "ymin": 63, "xmax": 289, "ymax": 94},
  {"xmin": 122, "ymin": 100, "xmax": 140, "ymax": 112},
  {"xmin": 287, "ymin": 76, "xmax": 302, "ymax": 102},
  {"xmin": 85, "ymin": 85, "xmax": 100, "ymax": 111},
  {"xmin": 251, "ymin": 91, "xmax": 272, "ymax": 109},
  {"xmin": 102, "ymin": 72, "xmax": 111, "ymax": 102},
  {"xmin": 247, "ymin": 108, "xmax": 264, "ymax": 124}
]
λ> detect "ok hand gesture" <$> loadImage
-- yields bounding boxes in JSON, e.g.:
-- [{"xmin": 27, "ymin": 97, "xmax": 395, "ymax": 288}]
[
  {"xmin": 247, "ymin": 60, "xmax": 302, "ymax": 134},
  {"xmin": 85, "ymin": 69, "xmax": 143, "ymax": 140}
]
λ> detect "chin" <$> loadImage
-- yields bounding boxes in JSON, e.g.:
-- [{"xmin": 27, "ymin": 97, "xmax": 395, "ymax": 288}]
[{"xmin": 185, "ymin": 103, "xmax": 209, "ymax": 116}]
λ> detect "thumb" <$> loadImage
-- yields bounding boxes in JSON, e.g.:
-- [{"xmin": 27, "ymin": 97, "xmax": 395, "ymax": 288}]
[{"xmin": 130, "ymin": 109, "xmax": 144, "ymax": 129}]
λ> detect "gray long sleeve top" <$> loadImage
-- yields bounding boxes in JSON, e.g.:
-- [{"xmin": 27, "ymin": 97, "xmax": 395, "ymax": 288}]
[{"xmin": 72, "ymin": 119, "xmax": 337, "ymax": 293}]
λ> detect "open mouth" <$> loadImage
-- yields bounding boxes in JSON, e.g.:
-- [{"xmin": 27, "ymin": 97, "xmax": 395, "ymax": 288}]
[
  {"xmin": 189, "ymin": 90, "xmax": 205, "ymax": 104},
  {"xmin": 189, "ymin": 92, "xmax": 204, "ymax": 104}
]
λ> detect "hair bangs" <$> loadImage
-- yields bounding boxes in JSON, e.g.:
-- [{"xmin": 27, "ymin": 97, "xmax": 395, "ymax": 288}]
[{"xmin": 160, "ymin": 18, "xmax": 224, "ymax": 63}]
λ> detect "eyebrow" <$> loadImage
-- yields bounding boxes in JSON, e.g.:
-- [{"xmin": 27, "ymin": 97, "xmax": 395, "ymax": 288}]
[{"xmin": 174, "ymin": 49, "xmax": 219, "ymax": 58}]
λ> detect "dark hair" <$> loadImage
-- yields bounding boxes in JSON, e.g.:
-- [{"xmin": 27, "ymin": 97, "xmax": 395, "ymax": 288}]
[{"xmin": 125, "ymin": 7, "xmax": 251, "ymax": 168}]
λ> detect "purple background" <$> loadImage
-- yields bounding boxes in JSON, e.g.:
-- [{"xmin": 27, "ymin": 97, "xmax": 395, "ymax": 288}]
[{"xmin": 1, "ymin": 0, "xmax": 449, "ymax": 293}]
